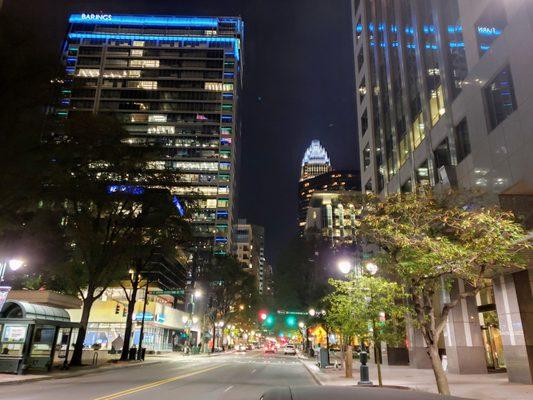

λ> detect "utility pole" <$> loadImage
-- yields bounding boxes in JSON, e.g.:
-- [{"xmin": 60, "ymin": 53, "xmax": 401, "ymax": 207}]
[{"xmin": 137, "ymin": 279, "xmax": 149, "ymax": 360}]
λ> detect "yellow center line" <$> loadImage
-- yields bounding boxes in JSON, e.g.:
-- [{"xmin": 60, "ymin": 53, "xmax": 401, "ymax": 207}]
[{"xmin": 93, "ymin": 364, "xmax": 224, "ymax": 400}]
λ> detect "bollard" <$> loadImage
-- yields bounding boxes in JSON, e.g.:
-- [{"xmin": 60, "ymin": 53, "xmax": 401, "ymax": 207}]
[{"xmin": 358, "ymin": 351, "xmax": 373, "ymax": 386}]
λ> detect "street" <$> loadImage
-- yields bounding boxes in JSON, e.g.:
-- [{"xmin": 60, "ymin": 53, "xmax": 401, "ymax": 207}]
[{"xmin": 0, "ymin": 351, "xmax": 315, "ymax": 400}]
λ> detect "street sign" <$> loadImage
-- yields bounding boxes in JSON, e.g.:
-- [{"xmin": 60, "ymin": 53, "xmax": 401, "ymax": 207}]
[
  {"xmin": 276, "ymin": 310, "xmax": 309, "ymax": 316},
  {"xmin": 149, "ymin": 289, "xmax": 184, "ymax": 296}
]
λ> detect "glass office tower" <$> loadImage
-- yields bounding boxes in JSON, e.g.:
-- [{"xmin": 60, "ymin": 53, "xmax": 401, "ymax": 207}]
[{"xmin": 56, "ymin": 14, "xmax": 244, "ymax": 257}]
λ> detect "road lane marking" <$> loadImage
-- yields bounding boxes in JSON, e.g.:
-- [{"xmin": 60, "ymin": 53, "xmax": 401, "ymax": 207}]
[
  {"xmin": 93, "ymin": 364, "xmax": 224, "ymax": 400},
  {"xmin": 251, "ymin": 368, "xmax": 257, "ymax": 374},
  {"xmin": 224, "ymin": 385, "xmax": 234, "ymax": 392}
]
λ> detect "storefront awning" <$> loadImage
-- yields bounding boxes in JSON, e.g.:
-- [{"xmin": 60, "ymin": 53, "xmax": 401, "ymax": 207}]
[{"xmin": 0, "ymin": 300, "xmax": 71, "ymax": 322}]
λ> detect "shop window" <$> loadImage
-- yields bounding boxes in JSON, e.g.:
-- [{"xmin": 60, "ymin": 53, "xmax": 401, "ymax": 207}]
[
  {"xmin": 476, "ymin": 1, "xmax": 507, "ymax": 56},
  {"xmin": 454, "ymin": 118, "xmax": 471, "ymax": 163},
  {"xmin": 484, "ymin": 66, "xmax": 517, "ymax": 130},
  {"xmin": 416, "ymin": 160, "xmax": 430, "ymax": 187}
]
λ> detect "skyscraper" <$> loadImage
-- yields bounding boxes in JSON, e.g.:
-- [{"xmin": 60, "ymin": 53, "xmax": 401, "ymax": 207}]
[
  {"xmin": 57, "ymin": 13, "xmax": 244, "ymax": 259},
  {"xmin": 352, "ymin": 0, "xmax": 533, "ymax": 383},
  {"xmin": 300, "ymin": 140, "xmax": 332, "ymax": 181},
  {"xmin": 233, "ymin": 219, "xmax": 268, "ymax": 295}
]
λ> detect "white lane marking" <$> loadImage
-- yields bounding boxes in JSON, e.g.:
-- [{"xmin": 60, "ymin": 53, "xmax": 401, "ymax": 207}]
[
  {"xmin": 251, "ymin": 369, "xmax": 257, "ymax": 374},
  {"xmin": 224, "ymin": 385, "xmax": 234, "ymax": 392}
]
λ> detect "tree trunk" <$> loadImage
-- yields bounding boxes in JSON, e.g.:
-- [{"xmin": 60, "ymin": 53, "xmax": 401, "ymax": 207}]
[
  {"xmin": 428, "ymin": 344, "xmax": 450, "ymax": 395},
  {"xmin": 120, "ymin": 278, "xmax": 138, "ymax": 361},
  {"xmin": 211, "ymin": 323, "xmax": 216, "ymax": 353},
  {"xmin": 374, "ymin": 341, "xmax": 383, "ymax": 386},
  {"xmin": 70, "ymin": 294, "xmax": 95, "ymax": 366},
  {"xmin": 345, "ymin": 345, "xmax": 353, "ymax": 378}
]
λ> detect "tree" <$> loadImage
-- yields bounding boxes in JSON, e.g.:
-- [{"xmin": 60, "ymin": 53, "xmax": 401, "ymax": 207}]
[
  {"xmin": 118, "ymin": 196, "xmax": 191, "ymax": 361},
  {"xmin": 203, "ymin": 256, "xmax": 258, "ymax": 351},
  {"xmin": 359, "ymin": 190, "xmax": 531, "ymax": 394},
  {"xmin": 38, "ymin": 113, "xmax": 184, "ymax": 366},
  {"xmin": 325, "ymin": 275, "xmax": 407, "ymax": 385}
]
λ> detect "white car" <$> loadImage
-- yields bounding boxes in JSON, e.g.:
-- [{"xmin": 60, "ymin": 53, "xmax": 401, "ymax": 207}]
[
  {"xmin": 283, "ymin": 344, "xmax": 296, "ymax": 355},
  {"xmin": 235, "ymin": 344, "xmax": 247, "ymax": 352}
]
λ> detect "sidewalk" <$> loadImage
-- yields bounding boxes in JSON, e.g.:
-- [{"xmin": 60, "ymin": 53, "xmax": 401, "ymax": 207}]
[
  {"xmin": 299, "ymin": 354, "xmax": 533, "ymax": 400},
  {"xmin": 0, "ymin": 355, "xmax": 166, "ymax": 386}
]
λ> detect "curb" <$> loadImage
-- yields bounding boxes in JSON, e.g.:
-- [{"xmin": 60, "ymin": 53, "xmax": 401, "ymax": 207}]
[
  {"xmin": 298, "ymin": 357, "xmax": 324, "ymax": 386},
  {"xmin": 0, "ymin": 359, "xmax": 164, "ymax": 386}
]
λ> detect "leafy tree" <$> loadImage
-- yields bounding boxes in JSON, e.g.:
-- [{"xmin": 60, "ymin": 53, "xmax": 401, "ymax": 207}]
[
  {"xmin": 118, "ymin": 193, "xmax": 191, "ymax": 361},
  {"xmin": 325, "ymin": 275, "xmax": 407, "ymax": 385},
  {"xmin": 359, "ymin": 191, "xmax": 530, "ymax": 394},
  {"xmin": 203, "ymin": 256, "xmax": 258, "ymax": 351}
]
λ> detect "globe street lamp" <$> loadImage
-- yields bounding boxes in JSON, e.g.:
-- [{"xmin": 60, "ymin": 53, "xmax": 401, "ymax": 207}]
[
  {"xmin": 308, "ymin": 308, "xmax": 316, "ymax": 317},
  {"xmin": 365, "ymin": 262, "xmax": 378, "ymax": 276},
  {"xmin": 0, "ymin": 258, "xmax": 25, "ymax": 282},
  {"xmin": 338, "ymin": 259, "xmax": 352, "ymax": 275}
]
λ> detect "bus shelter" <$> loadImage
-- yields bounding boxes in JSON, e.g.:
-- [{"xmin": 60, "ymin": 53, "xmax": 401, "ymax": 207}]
[{"xmin": 0, "ymin": 300, "xmax": 80, "ymax": 374}]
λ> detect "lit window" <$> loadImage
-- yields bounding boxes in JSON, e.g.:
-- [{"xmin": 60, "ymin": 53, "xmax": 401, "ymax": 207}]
[
  {"xmin": 137, "ymin": 81, "xmax": 158, "ymax": 90},
  {"xmin": 103, "ymin": 70, "xmax": 141, "ymax": 78},
  {"xmin": 146, "ymin": 161, "xmax": 165, "ymax": 170},
  {"xmin": 148, "ymin": 115, "xmax": 167, "ymax": 123},
  {"xmin": 218, "ymin": 186, "xmax": 230, "ymax": 194},
  {"xmin": 76, "ymin": 68, "xmax": 100, "ymax": 77},
  {"xmin": 217, "ymin": 198, "xmax": 229, "ymax": 208},
  {"xmin": 130, "ymin": 59, "xmax": 160, "ymax": 68},
  {"xmin": 132, "ymin": 41, "xmax": 145, "ymax": 47},
  {"xmin": 131, "ymin": 49, "xmax": 144, "ymax": 57},
  {"xmin": 147, "ymin": 125, "xmax": 174, "ymax": 135},
  {"xmin": 206, "ymin": 199, "xmax": 218, "ymax": 208},
  {"xmin": 412, "ymin": 112, "xmax": 425, "ymax": 148},
  {"xmin": 204, "ymin": 82, "xmax": 234, "ymax": 92}
]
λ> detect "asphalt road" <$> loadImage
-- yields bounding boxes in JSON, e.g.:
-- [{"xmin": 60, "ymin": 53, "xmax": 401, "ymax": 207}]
[{"xmin": 1, "ymin": 350, "xmax": 317, "ymax": 400}]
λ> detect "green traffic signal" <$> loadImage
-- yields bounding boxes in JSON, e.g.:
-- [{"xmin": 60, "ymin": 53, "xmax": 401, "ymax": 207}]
[
  {"xmin": 265, "ymin": 314, "xmax": 275, "ymax": 326},
  {"xmin": 285, "ymin": 315, "xmax": 297, "ymax": 327}
]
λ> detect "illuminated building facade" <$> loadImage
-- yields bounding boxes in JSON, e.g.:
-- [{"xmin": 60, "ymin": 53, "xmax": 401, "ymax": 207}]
[
  {"xmin": 300, "ymin": 140, "xmax": 332, "ymax": 181},
  {"xmin": 298, "ymin": 170, "xmax": 360, "ymax": 235},
  {"xmin": 352, "ymin": 0, "xmax": 533, "ymax": 382},
  {"xmin": 57, "ymin": 14, "xmax": 244, "ymax": 257},
  {"xmin": 233, "ymin": 219, "xmax": 270, "ymax": 295}
]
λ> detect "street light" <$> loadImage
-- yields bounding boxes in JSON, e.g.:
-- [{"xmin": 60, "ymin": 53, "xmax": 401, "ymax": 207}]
[
  {"xmin": 194, "ymin": 289, "xmax": 203, "ymax": 299},
  {"xmin": 365, "ymin": 262, "xmax": 378, "ymax": 276},
  {"xmin": 0, "ymin": 258, "xmax": 25, "ymax": 282},
  {"xmin": 308, "ymin": 308, "xmax": 316, "ymax": 317},
  {"xmin": 338, "ymin": 259, "xmax": 352, "ymax": 274},
  {"xmin": 298, "ymin": 321, "xmax": 305, "ymax": 329}
]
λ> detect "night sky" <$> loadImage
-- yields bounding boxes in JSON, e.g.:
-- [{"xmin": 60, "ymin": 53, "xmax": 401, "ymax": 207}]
[{"xmin": 3, "ymin": 0, "xmax": 358, "ymax": 263}]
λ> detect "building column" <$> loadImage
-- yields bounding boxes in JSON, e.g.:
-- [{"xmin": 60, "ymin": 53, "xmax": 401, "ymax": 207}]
[
  {"xmin": 493, "ymin": 267, "xmax": 533, "ymax": 384},
  {"xmin": 444, "ymin": 280, "xmax": 488, "ymax": 374},
  {"xmin": 407, "ymin": 322, "xmax": 432, "ymax": 369}
]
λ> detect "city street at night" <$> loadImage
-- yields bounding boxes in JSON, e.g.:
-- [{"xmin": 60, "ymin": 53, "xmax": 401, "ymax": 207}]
[{"xmin": 0, "ymin": 351, "xmax": 315, "ymax": 400}]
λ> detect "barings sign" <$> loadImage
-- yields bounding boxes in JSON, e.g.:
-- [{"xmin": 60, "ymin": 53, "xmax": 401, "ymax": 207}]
[{"xmin": 81, "ymin": 13, "xmax": 112, "ymax": 21}]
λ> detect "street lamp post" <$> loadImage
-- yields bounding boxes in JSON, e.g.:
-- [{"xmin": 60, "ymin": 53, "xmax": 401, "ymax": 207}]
[
  {"xmin": 337, "ymin": 259, "xmax": 379, "ymax": 386},
  {"xmin": 137, "ymin": 278, "xmax": 150, "ymax": 360}
]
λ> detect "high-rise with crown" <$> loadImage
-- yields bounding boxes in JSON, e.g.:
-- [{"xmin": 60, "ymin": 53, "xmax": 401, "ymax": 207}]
[{"xmin": 300, "ymin": 140, "xmax": 332, "ymax": 181}]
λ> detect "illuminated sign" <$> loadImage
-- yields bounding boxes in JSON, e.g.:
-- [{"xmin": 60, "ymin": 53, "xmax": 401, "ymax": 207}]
[
  {"xmin": 477, "ymin": 26, "xmax": 501, "ymax": 36},
  {"xmin": 81, "ymin": 13, "xmax": 112, "ymax": 21}
]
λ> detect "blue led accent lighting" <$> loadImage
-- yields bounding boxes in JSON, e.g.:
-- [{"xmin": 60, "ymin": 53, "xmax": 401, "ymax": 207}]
[
  {"xmin": 405, "ymin": 27, "xmax": 414, "ymax": 35},
  {"xmin": 447, "ymin": 25, "xmax": 463, "ymax": 34},
  {"xmin": 68, "ymin": 32, "xmax": 241, "ymax": 61},
  {"xmin": 449, "ymin": 41, "xmax": 465, "ymax": 48},
  {"xmin": 356, "ymin": 24, "xmax": 363, "ymax": 33},
  {"xmin": 480, "ymin": 44, "xmax": 491, "ymax": 51},
  {"xmin": 390, "ymin": 25, "xmax": 398, "ymax": 33},
  {"xmin": 425, "ymin": 43, "xmax": 438, "ymax": 50},
  {"xmin": 172, "ymin": 195, "xmax": 185, "ymax": 216},
  {"xmin": 69, "ymin": 14, "xmax": 219, "ymax": 28},
  {"xmin": 368, "ymin": 23, "xmax": 374, "ymax": 32},
  {"xmin": 66, "ymin": 57, "xmax": 78, "ymax": 62},
  {"xmin": 217, "ymin": 210, "xmax": 229, "ymax": 217},
  {"xmin": 221, "ymin": 115, "xmax": 233, "ymax": 122},
  {"xmin": 106, "ymin": 185, "xmax": 145, "ymax": 195},
  {"xmin": 477, "ymin": 26, "xmax": 502, "ymax": 36},
  {"xmin": 222, "ymin": 93, "xmax": 233, "ymax": 99},
  {"xmin": 215, "ymin": 237, "xmax": 228, "ymax": 243},
  {"xmin": 407, "ymin": 43, "xmax": 416, "ymax": 49},
  {"xmin": 423, "ymin": 25, "xmax": 436, "ymax": 34},
  {"xmin": 378, "ymin": 23, "xmax": 385, "ymax": 32}
]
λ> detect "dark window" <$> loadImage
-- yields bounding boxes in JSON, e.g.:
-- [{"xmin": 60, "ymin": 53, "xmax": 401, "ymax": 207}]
[
  {"xmin": 484, "ymin": 66, "xmax": 517, "ymax": 130},
  {"xmin": 476, "ymin": 1, "xmax": 507, "ymax": 56},
  {"xmin": 358, "ymin": 48, "xmax": 364, "ymax": 71},
  {"xmin": 443, "ymin": 0, "xmax": 468, "ymax": 98},
  {"xmin": 454, "ymin": 118, "xmax": 471, "ymax": 162},
  {"xmin": 363, "ymin": 144, "xmax": 371, "ymax": 170},
  {"xmin": 433, "ymin": 138, "xmax": 451, "ymax": 181},
  {"xmin": 361, "ymin": 109, "xmax": 368, "ymax": 135}
]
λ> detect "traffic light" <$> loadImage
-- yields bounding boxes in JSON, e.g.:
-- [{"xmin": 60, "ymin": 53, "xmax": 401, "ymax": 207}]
[
  {"xmin": 285, "ymin": 315, "xmax": 297, "ymax": 328},
  {"xmin": 265, "ymin": 314, "xmax": 275, "ymax": 326},
  {"xmin": 115, "ymin": 304, "xmax": 120, "ymax": 315}
]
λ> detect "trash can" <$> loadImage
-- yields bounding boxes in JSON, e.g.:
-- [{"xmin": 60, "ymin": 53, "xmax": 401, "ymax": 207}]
[
  {"xmin": 128, "ymin": 347, "xmax": 137, "ymax": 360},
  {"xmin": 319, "ymin": 347, "xmax": 329, "ymax": 368}
]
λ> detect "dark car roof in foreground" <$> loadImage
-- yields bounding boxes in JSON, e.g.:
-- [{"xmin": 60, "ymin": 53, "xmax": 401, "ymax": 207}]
[{"xmin": 260, "ymin": 386, "xmax": 470, "ymax": 400}]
